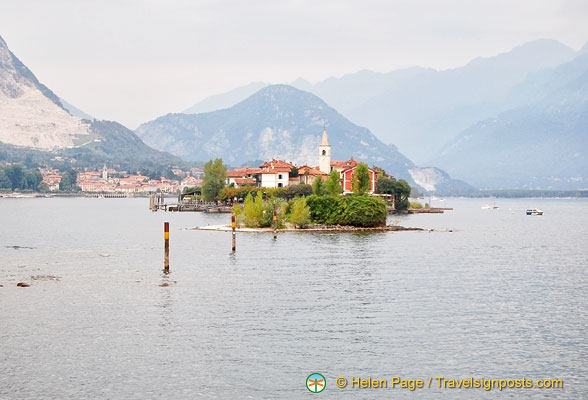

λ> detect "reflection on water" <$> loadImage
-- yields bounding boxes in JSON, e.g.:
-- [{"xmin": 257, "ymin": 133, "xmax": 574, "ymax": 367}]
[{"xmin": 0, "ymin": 197, "xmax": 587, "ymax": 399}]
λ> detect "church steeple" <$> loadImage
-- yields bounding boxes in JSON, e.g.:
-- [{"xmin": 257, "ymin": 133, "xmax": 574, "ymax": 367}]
[
  {"xmin": 319, "ymin": 126, "xmax": 331, "ymax": 174},
  {"xmin": 320, "ymin": 126, "xmax": 329, "ymax": 146}
]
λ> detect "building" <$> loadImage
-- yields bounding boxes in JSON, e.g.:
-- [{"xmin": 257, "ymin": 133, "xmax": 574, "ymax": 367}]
[
  {"xmin": 226, "ymin": 168, "xmax": 263, "ymax": 187},
  {"xmin": 223, "ymin": 127, "xmax": 378, "ymax": 193},
  {"xmin": 319, "ymin": 127, "xmax": 331, "ymax": 174},
  {"xmin": 40, "ymin": 169, "xmax": 62, "ymax": 191},
  {"xmin": 258, "ymin": 159, "xmax": 294, "ymax": 188},
  {"xmin": 339, "ymin": 161, "xmax": 378, "ymax": 194},
  {"xmin": 298, "ymin": 165, "xmax": 326, "ymax": 185}
]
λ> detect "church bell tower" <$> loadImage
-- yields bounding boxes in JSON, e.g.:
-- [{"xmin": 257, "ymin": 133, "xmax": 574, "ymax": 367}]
[{"xmin": 319, "ymin": 127, "xmax": 331, "ymax": 174}]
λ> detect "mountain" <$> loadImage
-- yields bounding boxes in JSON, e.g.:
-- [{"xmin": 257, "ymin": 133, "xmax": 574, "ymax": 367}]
[
  {"xmin": 183, "ymin": 82, "xmax": 267, "ymax": 114},
  {"xmin": 179, "ymin": 40, "xmax": 576, "ymax": 163},
  {"xmin": 291, "ymin": 67, "xmax": 429, "ymax": 119},
  {"xmin": 342, "ymin": 39, "xmax": 577, "ymax": 162},
  {"xmin": 0, "ymin": 34, "xmax": 180, "ymax": 169},
  {"xmin": 59, "ymin": 98, "xmax": 94, "ymax": 120},
  {"xmin": 137, "ymin": 84, "xmax": 473, "ymax": 193},
  {"xmin": 432, "ymin": 53, "xmax": 588, "ymax": 189}
]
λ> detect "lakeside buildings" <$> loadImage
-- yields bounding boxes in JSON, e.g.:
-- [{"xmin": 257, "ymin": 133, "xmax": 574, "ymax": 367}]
[
  {"xmin": 40, "ymin": 166, "xmax": 203, "ymax": 194},
  {"xmin": 226, "ymin": 128, "xmax": 378, "ymax": 193},
  {"xmin": 36, "ymin": 128, "xmax": 377, "ymax": 195}
]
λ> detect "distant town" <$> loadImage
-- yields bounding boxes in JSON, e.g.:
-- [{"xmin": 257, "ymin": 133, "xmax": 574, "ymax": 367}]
[
  {"xmin": 2, "ymin": 128, "xmax": 379, "ymax": 196},
  {"xmin": 39, "ymin": 165, "xmax": 204, "ymax": 194}
]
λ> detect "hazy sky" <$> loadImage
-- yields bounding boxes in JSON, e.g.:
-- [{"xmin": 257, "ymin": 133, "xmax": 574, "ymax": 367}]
[{"xmin": 1, "ymin": 0, "xmax": 587, "ymax": 128}]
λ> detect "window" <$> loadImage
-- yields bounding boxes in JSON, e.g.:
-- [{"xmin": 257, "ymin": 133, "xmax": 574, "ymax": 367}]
[
  {"xmin": 278, "ymin": 183, "xmax": 283, "ymax": 188},
  {"xmin": 278, "ymin": 174, "xmax": 283, "ymax": 179},
  {"xmin": 322, "ymin": 150, "xmax": 326, "ymax": 155}
]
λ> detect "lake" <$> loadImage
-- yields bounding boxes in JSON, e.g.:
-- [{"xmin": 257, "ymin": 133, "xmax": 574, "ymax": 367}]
[{"xmin": 0, "ymin": 197, "xmax": 586, "ymax": 399}]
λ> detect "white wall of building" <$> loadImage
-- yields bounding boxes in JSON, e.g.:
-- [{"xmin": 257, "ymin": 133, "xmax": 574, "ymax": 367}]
[{"xmin": 260, "ymin": 172, "xmax": 289, "ymax": 188}]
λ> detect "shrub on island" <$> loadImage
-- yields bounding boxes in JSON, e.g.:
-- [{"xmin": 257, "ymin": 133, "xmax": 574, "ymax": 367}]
[{"xmin": 306, "ymin": 195, "xmax": 387, "ymax": 227}]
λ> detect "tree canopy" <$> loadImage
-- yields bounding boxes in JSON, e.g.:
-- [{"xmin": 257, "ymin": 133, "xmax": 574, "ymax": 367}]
[
  {"xmin": 312, "ymin": 175, "xmax": 326, "ymax": 196},
  {"xmin": 202, "ymin": 158, "xmax": 227, "ymax": 201},
  {"xmin": 325, "ymin": 170, "xmax": 342, "ymax": 197},
  {"xmin": 375, "ymin": 176, "xmax": 411, "ymax": 209},
  {"xmin": 352, "ymin": 163, "xmax": 370, "ymax": 195}
]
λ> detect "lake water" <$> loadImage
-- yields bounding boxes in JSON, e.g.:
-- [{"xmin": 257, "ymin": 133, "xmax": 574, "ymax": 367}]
[{"xmin": 1, "ymin": 197, "xmax": 586, "ymax": 399}]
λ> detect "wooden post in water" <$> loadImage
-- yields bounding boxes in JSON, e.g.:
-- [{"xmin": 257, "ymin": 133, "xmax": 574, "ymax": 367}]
[
  {"xmin": 273, "ymin": 210, "xmax": 277, "ymax": 240},
  {"xmin": 231, "ymin": 215, "xmax": 236, "ymax": 252},
  {"xmin": 164, "ymin": 222, "xmax": 169, "ymax": 273}
]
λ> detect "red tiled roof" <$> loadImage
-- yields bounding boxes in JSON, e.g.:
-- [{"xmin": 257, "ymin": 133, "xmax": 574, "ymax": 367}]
[
  {"xmin": 259, "ymin": 159, "xmax": 295, "ymax": 170},
  {"xmin": 331, "ymin": 157, "xmax": 358, "ymax": 169},
  {"xmin": 298, "ymin": 165, "xmax": 326, "ymax": 176},
  {"xmin": 227, "ymin": 168, "xmax": 264, "ymax": 178}
]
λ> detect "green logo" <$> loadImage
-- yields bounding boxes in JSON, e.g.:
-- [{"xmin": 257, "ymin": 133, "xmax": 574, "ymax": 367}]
[{"xmin": 306, "ymin": 373, "xmax": 326, "ymax": 393}]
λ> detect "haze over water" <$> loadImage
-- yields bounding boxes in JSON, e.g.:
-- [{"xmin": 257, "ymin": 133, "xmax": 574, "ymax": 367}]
[{"xmin": 1, "ymin": 197, "xmax": 587, "ymax": 399}]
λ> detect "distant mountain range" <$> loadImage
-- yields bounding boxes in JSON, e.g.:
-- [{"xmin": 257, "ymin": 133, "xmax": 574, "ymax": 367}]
[
  {"xmin": 181, "ymin": 39, "xmax": 587, "ymax": 189},
  {"xmin": 137, "ymin": 85, "xmax": 473, "ymax": 193},
  {"xmin": 432, "ymin": 53, "xmax": 588, "ymax": 189},
  {"xmin": 0, "ymin": 34, "xmax": 180, "ymax": 170}
]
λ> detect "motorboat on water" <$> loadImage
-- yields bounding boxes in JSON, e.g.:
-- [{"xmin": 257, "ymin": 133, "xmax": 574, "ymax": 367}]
[{"xmin": 526, "ymin": 208, "xmax": 543, "ymax": 215}]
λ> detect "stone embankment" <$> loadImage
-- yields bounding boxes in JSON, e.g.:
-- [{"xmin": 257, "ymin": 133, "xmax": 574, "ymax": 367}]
[{"xmin": 193, "ymin": 224, "xmax": 425, "ymax": 233}]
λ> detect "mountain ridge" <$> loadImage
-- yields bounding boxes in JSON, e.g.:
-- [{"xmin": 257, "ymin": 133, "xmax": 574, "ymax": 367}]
[
  {"xmin": 0, "ymin": 34, "xmax": 180, "ymax": 169},
  {"xmin": 137, "ymin": 84, "xmax": 473, "ymax": 193},
  {"xmin": 432, "ymin": 53, "xmax": 588, "ymax": 189}
]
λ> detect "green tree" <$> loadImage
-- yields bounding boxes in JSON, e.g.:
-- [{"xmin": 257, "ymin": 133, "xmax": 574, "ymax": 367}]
[
  {"xmin": 231, "ymin": 203, "xmax": 244, "ymax": 227},
  {"xmin": 325, "ymin": 170, "xmax": 342, "ymax": 197},
  {"xmin": 340, "ymin": 196, "xmax": 387, "ymax": 227},
  {"xmin": 395, "ymin": 179, "xmax": 412, "ymax": 210},
  {"xmin": 0, "ymin": 168, "xmax": 12, "ymax": 190},
  {"xmin": 376, "ymin": 176, "xmax": 411, "ymax": 210},
  {"xmin": 24, "ymin": 170, "xmax": 42, "ymax": 191},
  {"xmin": 202, "ymin": 158, "xmax": 227, "ymax": 201},
  {"xmin": 286, "ymin": 184, "xmax": 312, "ymax": 199},
  {"xmin": 5, "ymin": 165, "xmax": 24, "ymax": 190},
  {"xmin": 262, "ymin": 196, "xmax": 288, "ymax": 228},
  {"xmin": 312, "ymin": 176, "xmax": 326, "ymax": 196},
  {"xmin": 351, "ymin": 163, "xmax": 370, "ymax": 195},
  {"xmin": 288, "ymin": 197, "xmax": 311, "ymax": 228},
  {"xmin": 38, "ymin": 182, "xmax": 50, "ymax": 193},
  {"xmin": 243, "ymin": 192, "xmax": 264, "ymax": 227},
  {"xmin": 375, "ymin": 175, "xmax": 396, "ymax": 194},
  {"xmin": 59, "ymin": 169, "xmax": 78, "ymax": 192}
]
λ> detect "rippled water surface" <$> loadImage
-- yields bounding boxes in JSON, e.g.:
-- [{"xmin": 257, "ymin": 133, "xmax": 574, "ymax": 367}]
[{"xmin": 1, "ymin": 197, "xmax": 587, "ymax": 399}]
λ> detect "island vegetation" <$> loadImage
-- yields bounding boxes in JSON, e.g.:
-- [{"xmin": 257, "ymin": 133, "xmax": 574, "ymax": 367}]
[{"xmin": 191, "ymin": 159, "xmax": 414, "ymax": 229}]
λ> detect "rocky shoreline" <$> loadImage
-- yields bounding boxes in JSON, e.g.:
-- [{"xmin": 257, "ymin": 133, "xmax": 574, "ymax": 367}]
[{"xmin": 192, "ymin": 224, "xmax": 426, "ymax": 233}]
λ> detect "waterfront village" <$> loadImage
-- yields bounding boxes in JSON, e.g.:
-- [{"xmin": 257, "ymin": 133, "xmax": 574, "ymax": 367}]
[{"xmin": 38, "ymin": 128, "xmax": 379, "ymax": 195}]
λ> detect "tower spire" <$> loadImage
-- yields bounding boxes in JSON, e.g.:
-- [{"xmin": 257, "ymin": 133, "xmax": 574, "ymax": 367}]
[
  {"xmin": 319, "ymin": 126, "xmax": 331, "ymax": 174},
  {"xmin": 321, "ymin": 126, "xmax": 329, "ymax": 146}
]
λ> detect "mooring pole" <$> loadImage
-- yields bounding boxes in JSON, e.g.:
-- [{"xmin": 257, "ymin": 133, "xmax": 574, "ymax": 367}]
[
  {"xmin": 231, "ymin": 215, "xmax": 236, "ymax": 252},
  {"xmin": 164, "ymin": 221, "xmax": 169, "ymax": 273},
  {"xmin": 273, "ymin": 210, "xmax": 277, "ymax": 240}
]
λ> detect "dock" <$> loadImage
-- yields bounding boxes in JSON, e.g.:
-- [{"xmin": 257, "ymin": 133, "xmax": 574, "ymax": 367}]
[
  {"xmin": 149, "ymin": 192, "xmax": 232, "ymax": 213},
  {"xmin": 390, "ymin": 207, "xmax": 453, "ymax": 214}
]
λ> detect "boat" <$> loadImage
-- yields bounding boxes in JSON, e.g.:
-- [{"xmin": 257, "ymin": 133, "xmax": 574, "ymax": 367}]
[
  {"xmin": 526, "ymin": 208, "xmax": 543, "ymax": 216},
  {"xmin": 481, "ymin": 202, "xmax": 499, "ymax": 210}
]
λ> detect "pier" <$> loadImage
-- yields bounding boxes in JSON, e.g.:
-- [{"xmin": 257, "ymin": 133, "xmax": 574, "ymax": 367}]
[
  {"xmin": 149, "ymin": 190, "xmax": 233, "ymax": 213},
  {"xmin": 389, "ymin": 207, "xmax": 453, "ymax": 214}
]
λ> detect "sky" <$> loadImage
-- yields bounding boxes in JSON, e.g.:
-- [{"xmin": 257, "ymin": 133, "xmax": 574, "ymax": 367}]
[{"xmin": 1, "ymin": 0, "xmax": 587, "ymax": 129}]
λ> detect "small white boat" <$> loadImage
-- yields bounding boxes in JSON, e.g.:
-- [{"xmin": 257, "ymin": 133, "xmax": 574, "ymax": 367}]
[
  {"xmin": 482, "ymin": 202, "xmax": 499, "ymax": 210},
  {"xmin": 526, "ymin": 208, "xmax": 543, "ymax": 216}
]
